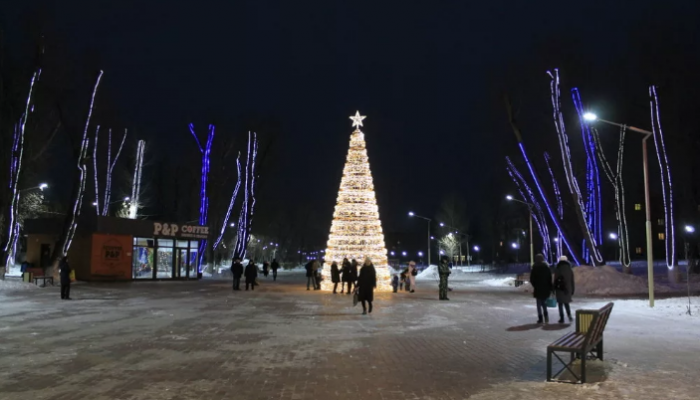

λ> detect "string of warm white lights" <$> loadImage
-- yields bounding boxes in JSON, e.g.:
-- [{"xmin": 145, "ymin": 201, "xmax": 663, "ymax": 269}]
[
  {"xmin": 102, "ymin": 129, "xmax": 127, "ymax": 216},
  {"xmin": 323, "ymin": 112, "xmax": 390, "ymax": 291},
  {"xmin": 128, "ymin": 140, "xmax": 146, "ymax": 219}
]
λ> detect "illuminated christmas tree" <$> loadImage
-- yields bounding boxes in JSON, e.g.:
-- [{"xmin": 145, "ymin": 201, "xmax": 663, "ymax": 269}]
[{"xmin": 322, "ymin": 111, "xmax": 391, "ymax": 291}]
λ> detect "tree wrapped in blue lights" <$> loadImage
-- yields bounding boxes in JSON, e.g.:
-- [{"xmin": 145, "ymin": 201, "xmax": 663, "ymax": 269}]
[
  {"xmin": 544, "ymin": 152, "xmax": 564, "ymax": 259},
  {"xmin": 92, "ymin": 127, "xmax": 128, "ymax": 216},
  {"xmin": 233, "ymin": 132, "xmax": 259, "ymax": 261},
  {"xmin": 1, "ymin": 70, "xmax": 39, "ymax": 276},
  {"xmin": 189, "ymin": 124, "xmax": 215, "ymax": 267}
]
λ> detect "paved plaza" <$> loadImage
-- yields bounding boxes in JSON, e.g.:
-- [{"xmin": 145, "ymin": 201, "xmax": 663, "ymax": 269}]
[{"xmin": 0, "ymin": 271, "xmax": 698, "ymax": 399}]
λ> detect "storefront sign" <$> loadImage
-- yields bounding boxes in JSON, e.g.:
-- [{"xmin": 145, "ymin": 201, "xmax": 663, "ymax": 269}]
[
  {"xmin": 153, "ymin": 222, "xmax": 209, "ymax": 239},
  {"xmin": 91, "ymin": 234, "xmax": 132, "ymax": 280}
]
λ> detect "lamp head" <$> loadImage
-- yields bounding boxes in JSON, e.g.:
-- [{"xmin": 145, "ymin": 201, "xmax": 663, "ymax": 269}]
[
  {"xmin": 685, "ymin": 225, "xmax": 695, "ymax": 233},
  {"xmin": 506, "ymin": 195, "xmax": 514, "ymax": 201},
  {"xmin": 583, "ymin": 112, "xmax": 598, "ymax": 122},
  {"xmin": 408, "ymin": 211, "xmax": 414, "ymax": 217},
  {"xmin": 473, "ymin": 245, "xmax": 480, "ymax": 252},
  {"xmin": 39, "ymin": 183, "xmax": 48, "ymax": 190}
]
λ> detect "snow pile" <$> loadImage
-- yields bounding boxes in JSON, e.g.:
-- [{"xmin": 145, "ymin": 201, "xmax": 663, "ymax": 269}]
[
  {"xmin": 481, "ymin": 277, "xmax": 516, "ymax": 287},
  {"xmin": 416, "ymin": 265, "xmax": 439, "ymax": 280},
  {"xmin": 574, "ymin": 265, "xmax": 669, "ymax": 296},
  {"xmin": 0, "ymin": 280, "xmax": 39, "ymax": 292}
]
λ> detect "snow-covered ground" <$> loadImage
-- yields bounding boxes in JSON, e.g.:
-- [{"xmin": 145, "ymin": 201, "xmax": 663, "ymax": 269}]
[{"xmin": 0, "ymin": 279, "xmax": 38, "ymax": 292}]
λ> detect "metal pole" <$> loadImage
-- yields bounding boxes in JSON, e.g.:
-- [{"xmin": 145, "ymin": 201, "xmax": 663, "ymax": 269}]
[
  {"xmin": 427, "ymin": 221, "xmax": 431, "ymax": 267},
  {"xmin": 466, "ymin": 236, "xmax": 471, "ymax": 267},
  {"xmin": 642, "ymin": 135, "xmax": 655, "ymax": 307},
  {"xmin": 529, "ymin": 209, "xmax": 534, "ymax": 266}
]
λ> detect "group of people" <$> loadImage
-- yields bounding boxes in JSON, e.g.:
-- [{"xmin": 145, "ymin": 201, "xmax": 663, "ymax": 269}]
[
  {"xmin": 230, "ymin": 258, "xmax": 280, "ymax": 291},
  {"xmin": 391, "ymin": 261, "xmax": 418, "ymax": 293},
  {"xmin": 310, "ymin": 257, "xmax": 377, "ymax": 314},
  {"xmin": 530, "ymin": 254, "xmax": 576, "ymax": 324}
]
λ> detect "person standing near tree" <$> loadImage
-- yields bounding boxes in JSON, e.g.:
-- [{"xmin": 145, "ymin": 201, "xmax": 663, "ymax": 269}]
[
  {"xmin": 271, "ymin": 258, "xmax": 279, "ymax": 281},
  {"xmin": 262, "ymin": 261, "xmax": 270, "ymax": 278},
  {"xmin": 340, "ymin": 258, "xmax": 351, "ymax": 293},
  {"xmin": 530, "ymin": 254, "xmax": 553, "ymax": 324},
  {"xmin": 59, "ymin": 256, "xmax": 72, "ymax": 300},
  {"xmin": 357, "ymin": 257, "xmax": 377, "ymax": 314},
  {"xmin": 231, "ymin": 258, "xmax": 244, "ymax": 291},
  {"xmin": 407, "ymin": 261, "xmax": 417, "ymax": 293},
  {"xmin": 438, "ymin": 255, "xmax": 451, "ymax": 300},
  {"xmin": 245, "ymin": 260, "xmax": 258, "ymax": 291},
  {"xmin": 554, "ymin": 256, "xmax": 575, "ymax": 323},
  {"xmin": 347, "ymin": 259, "xmax": 359, "ymax": 295},
  {"xmin": 330, "ymin": 261, "xmax": 341, "ymax": 293}
]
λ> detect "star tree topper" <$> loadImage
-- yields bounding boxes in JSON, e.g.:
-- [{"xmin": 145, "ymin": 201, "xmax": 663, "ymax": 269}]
[{"xmin": 349, "ymin": 110, "xmax": 366, "ymax": 128}]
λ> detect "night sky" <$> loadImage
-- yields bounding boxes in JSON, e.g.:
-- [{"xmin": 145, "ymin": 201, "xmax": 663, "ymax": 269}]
[{"xmin": 2, "ymin": 1, "xmax": 699, "ymax": 252}]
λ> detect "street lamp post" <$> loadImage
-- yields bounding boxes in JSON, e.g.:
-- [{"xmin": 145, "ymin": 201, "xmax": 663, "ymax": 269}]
[
  {"xmin": 409, "ymin": 212, "xmax": 432, "ymax": 266},
  {"xmin": 506, "ymin": 195, "xmax": 534, "ymax": 265},
  {"xmin": 584, "ymin": 113, "xmax": 655, "ymax": 307}
]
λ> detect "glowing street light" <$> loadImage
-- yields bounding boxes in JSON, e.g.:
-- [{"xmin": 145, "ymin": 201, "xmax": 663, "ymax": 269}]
[
  {"xmin": 609, "ymin": 232, "xmax": 618, "ymax": 240},
  {"xmin": 418, "ymin": 251, "xmax": 423, "ymax": 257},
  {"xmin": 39, "ymin": 183, "xmax": 48, "ymax": 191},
  {"xmin": 229, "ymin": 222, "xmax": 236, "ymax": 227},
  {"xmin": 585, "ymin": 111, "xmax": 655, "ymax": 307},
  {"xmin": 401, "ymin": 251, "xmax": 407, "ymax": 256},
  {"xmin": 686, "ymin": 225, "xmax": 695, "ymax": 233},
  {"xmin": 124, "ymin": 196, "xmax": 130, "ymax": 201},
  {"xmin": 390, "ymin": 251, "xmax": 395, "ymax": 256},
  {"xmin": 511, "ymin": 243, "xmax": 519, "ymax": 249},
  {"xmin": 473, "ymin": 245, "xmax": 480, "ymax": 252},
  {"xmin": 408, "ymin": 211, "xmax": 432, "ymax": 266},
  {"xmin": 505, "ymin": 195, "xmax": 534, "ymax": 265}
]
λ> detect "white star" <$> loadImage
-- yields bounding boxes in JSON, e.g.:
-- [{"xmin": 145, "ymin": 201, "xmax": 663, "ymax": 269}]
[{"xmin": 349, "ymin": 111, "xmax": 366, "ymax": 128}]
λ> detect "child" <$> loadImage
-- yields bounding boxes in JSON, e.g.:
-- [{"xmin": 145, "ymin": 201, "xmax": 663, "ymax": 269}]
[{"xmin": 391, "ymin": 274, "xmax": 399, "ymax": 293}]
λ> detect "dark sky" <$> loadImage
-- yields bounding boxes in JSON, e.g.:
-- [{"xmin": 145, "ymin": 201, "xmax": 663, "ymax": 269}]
[{"xmin": 2, "ymin": 1, "xmax": 699, "ymax": 251}]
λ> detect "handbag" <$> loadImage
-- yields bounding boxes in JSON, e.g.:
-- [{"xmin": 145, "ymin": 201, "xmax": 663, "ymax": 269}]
[
  {"xmin": 352, "ymin": 288, "xmax": 359, "ymax": 307},
  {"xmin": 545, "ymin": 297, "xmax": 557, "ymax": 308}
]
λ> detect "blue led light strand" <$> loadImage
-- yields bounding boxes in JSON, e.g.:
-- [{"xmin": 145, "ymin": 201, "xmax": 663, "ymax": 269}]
[
  {"xmin": 189, "ymin": 124, "xmax": 216, "ymax": 268},
  {"xmin": 649, "ymin": 86, "xmax": 676, "ymax": 269},
  {"xmin": 548, "ymin": 69, "xmax": 602, "ymax": 265}
]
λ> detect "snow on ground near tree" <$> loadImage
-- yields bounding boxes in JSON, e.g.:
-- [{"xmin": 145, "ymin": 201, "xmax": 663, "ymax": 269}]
[
  {"xmin": 481, "ymin": 276, "xmax": 517, "ymax": 287},
  {"xmin": 573, "ymin": 265, "xmax": 675, "ymax": 295},
  {"xmin": 0, "ymin": 279, "xmax": 38, "ymax": 292}
]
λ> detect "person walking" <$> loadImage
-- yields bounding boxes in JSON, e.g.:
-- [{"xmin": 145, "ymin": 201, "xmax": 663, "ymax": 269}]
[
  {"xmin": 554, "ymin": 255, "xmax": 575, "ymax": 323},
  {"xmin": 231, "ymin": 258, "xmax": 244, "ymax": 291},
  {"xmin": 311, "ymin": 260, "xmax": 322, "ymax": 290},
  {"xmin": 244, "ymin": 260, "xmax": 258, "ymax": 291},
  {"xmin": 530, "ymin": 254, "xmax": 553, "ymax": 324},
  {"xmin": 347, "ymin": 259, "xmax": 358, "ymax": 295},
  {"xmin": 340, "ymin": 258, "xmax": 351, "ymax": 293},
  {"xmin": 357, "ymin": 257, "xmax": 377, "ymax": 314},
  {"xmin": 262, "ymin": 262, "xmax": 270, "ymax": 278},
  {"xmin": 59, "ymin": 256, "xmax": 72, "ymax": 300},
  {"xmin": 407, "ymin": 261, "xmax": 417, "ymax": 293},
  {"xmin": 438, "ymin": 255, "xmax": 451, "ymax": 300},
  {"xmin": 271, "ymin": 258, "xmax": 279, "ymax": 281},
  {"xmin": 330, "ymin": 261, "xmax": 341, "ymax": 293}
]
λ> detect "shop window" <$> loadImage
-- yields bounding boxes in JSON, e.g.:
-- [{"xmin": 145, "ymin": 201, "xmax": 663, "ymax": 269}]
[
  {"xmin": 635, "ymin": 247, "xmax": 643, "ymax": 255},
  {"xmin": 658, "ymin": 233, "xmax": 665, "ymax": 240},
  {"xmin": 133, "ymin": 240, "xmax": 155, "ymax": 279},
  {"xmin": 634, "ymin": 204, "xmax": 642, "ymax": 211},
  {"xmin": 134, "ymin": 237, "xmax": 153, "ymax": 247},
  {"xmin": 176, "ymin": 240, "xmax": 189, "ymax": 248},
  {"xmin": 156, "ymin": 239, "xmax": 174, "ymax": 278}
]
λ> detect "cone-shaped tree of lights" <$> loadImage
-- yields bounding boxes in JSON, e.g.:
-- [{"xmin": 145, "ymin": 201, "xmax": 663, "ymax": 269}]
[{"xmin": 322, "ymin": 111, "xmax": 391, "ymax": 291}]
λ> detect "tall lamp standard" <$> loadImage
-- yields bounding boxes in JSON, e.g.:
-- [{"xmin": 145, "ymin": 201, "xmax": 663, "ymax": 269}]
[
  {"xmin": 584, "ymin": 112, "xmax": 655, "ymax": 307},
  {"xmin": 409, "ymin": 212, "xmax": 432, "ymax": 266},
  {"xmin": 506, "ymin": 195, "xmax": 534, "ymax": 265}
]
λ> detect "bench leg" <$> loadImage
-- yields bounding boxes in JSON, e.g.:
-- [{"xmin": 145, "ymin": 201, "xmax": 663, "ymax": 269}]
[
  {"xmin": 597, "ymin": 338, "xmax": 604, "ymax": 361},
  {"xmin": 580, "ymin": 354, "xmax": 587, "ymax": 384},
  {"xmin": 547, "ymin": 350, "xmax": 552, "ymax": 381}
]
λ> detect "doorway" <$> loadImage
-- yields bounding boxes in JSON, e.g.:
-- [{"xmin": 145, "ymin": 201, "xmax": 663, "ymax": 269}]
[{"xmin": 175, "ymin": 247, "xmax": 189, "ymax": 278}]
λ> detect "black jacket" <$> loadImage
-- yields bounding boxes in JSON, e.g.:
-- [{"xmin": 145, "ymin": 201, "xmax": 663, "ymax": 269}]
[
  {"xmin": 330, "ymin": 263, "xmax": 341, "ymax": 283},
  {"xmin": 305, "ymin": 262, "xmax": 314, "ymax": 277},
  {"xmin": 59, "ymin": 260, "xmax": 71, "ymax": 284},
  {"xmin": 271, "ymin": 261, "xmax": 279, "ymax": 271},
  {"xmin": 341, "ymin": 260, "xmax": 351, "ymax": 282},
  {"xmin": 357, "ymin": 264, "xmax": 377, "ymax": 301},
  {"xmin": 530, "ymin": 261, "xmax": 553, "ymax": 300},
  {"xmin": 349, "ymin": 261, "xmax": 359, "ymax": 281},
  {"xmin": 231, "ymin": 261, "xmax": 244, "ymax": 278},
  {"xmin": 554, "ymin": 261, "xmax": 575, "ymax": 303},
  {"xmin": 244, "ymin": 263, "xmax": 258, "ymax": 280}
]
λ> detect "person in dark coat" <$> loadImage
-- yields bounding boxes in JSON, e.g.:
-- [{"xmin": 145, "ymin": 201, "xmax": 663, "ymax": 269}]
[
  {"xmin": 262, "ymin": 262, "xmax": 270, "ymax": 277},
  {"xmin": 231, "ymin": 258, "xmax": 244, "ymax": 291},
  {"xmin": 347, "ymin": 259, "xmax": 359, "ymax": 295},
  {"xmin": 554, "ymin": 256, "xmax": 575, "ymax": 323},
  {"xmin": 305, "ymin": 261, "xmax": 314, "ymax": 290},
  {"xmin": 340, "ymin": 258, "xmax": 351, "ymax": 293},
  {"xmin": 59, "ymin": 256, "xmax": 72, "ymax": 300},
  {"xmin": 357, "ymin": 258, "xmax": 377, "ymax": 314},
  {"xmin": 330, "ymin": 261, "xmax": 341, "ymax": 293},
  {"xmin": 438, "ymin": 256, "xmax": 451, "ymax": 300},
  {"xmin": 244, "ymin": 260, "xmax": 258, "ymax": 291},
  {"xmin": 271, "ymin": 259, "xmax": 279, "ymax": 281},
  {"xmin": 530, "ymin": 254, "xmax": 553, "ymax": 324}
]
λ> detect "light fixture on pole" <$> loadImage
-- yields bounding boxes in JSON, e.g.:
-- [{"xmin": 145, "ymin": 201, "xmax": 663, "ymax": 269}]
[
  {"xmin": 584, "ymin": 112, "xmax": 655, "ymax": 307},
  {"xmin": 409, "ymin": 211, "xmax": 432, "ymax": 266},
  {"xmin": 506, "ymin": 195, "xmax": 534, "ymax": 265}
]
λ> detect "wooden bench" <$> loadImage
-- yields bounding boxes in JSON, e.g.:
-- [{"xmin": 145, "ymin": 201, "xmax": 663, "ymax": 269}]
[
  {"xmin": 514, "ymin": 272, "xmax": 530, "ymax": 287},
  {"xmin": 26, "ymin": 267, "xmax": 54, "ymax": 287},
  {"xmin": 547, "ymin": 302, "xmax": 614, "ymax": 383}
]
